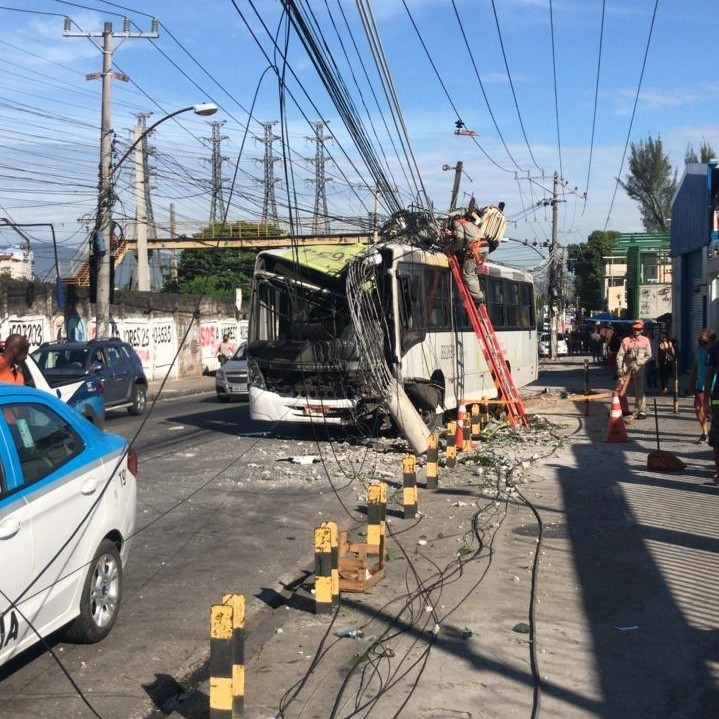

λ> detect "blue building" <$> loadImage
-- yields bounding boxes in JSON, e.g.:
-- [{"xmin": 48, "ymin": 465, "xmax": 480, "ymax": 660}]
[{"xmin": 670, "ymin": 161, "xmax": 719, "ymax": 371}]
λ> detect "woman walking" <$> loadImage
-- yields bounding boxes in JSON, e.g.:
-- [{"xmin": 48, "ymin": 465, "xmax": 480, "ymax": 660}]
[
  {"xmin": 689, "ymin": 329, "xmax": 715, "ymax": 443},
  {"xmin": 658, "ymin": 332, "xmax": 676, "ymax": 395}
]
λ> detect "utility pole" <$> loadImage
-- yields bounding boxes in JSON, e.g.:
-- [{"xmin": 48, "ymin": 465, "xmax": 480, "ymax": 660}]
[
  {"xmin": 256, "ymin": 121, "xmax": 280, "ymax": 226},
  {"xmin": 449, "ymin": 162, "xmax": 463, "ymax": 211},
  {"xmin": 134, "ymin": 112, "xmax": 159, "ymax": 290},
  {"xmin": 549, "ymin": 172, "xmax": 560, "ymax": 360},
  {"xmin": 205, "ymin": 120, "xmax": 229, "ymax": 224},
  {"xmin": 169, "ymin": 203, "xmax": 178, "ymax": 290},
  {"xmin": 64, "ymin": 17, "xmax": 159, "ymax": 336},
  {"xmin": 134, "ymin": 116, "xmax": 150, "ymax": 291},
  {"xmin": 306, "ymin": 121, "xmax": 330, "ymax": 235},
  {"xmin": 515, "ymin": 171, "xmax": 583, "ymax": 360}
]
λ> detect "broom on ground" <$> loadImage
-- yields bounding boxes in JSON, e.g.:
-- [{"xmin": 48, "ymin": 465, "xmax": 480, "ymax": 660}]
[{"xmin": 647, "ymin": 398, "xmax": 686, "ymax": 472}]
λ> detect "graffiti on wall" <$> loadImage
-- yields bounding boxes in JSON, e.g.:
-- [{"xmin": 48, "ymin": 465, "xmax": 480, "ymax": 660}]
[
  {"xmin": 0, "ymin": 316, "xmax": 50, "ymax": 351},
  {"xmin": 2, "ymin": 312, "xmax": 246, "ymax": 379},
  {"xmin": 199, "ymin": 319, "xmax": 249, "ymax": 371}
]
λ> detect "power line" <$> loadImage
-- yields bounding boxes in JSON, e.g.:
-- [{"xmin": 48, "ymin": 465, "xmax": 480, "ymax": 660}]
[
  {"xmin": 548, "ymin": 0, "xmax": 563, "ymax": 179},
  {"xmin": 583, "ymin": 0, "xmax": 606, "ymax": 213},
  {"xmin": 603, "ymin": 0, "xmax": 660, "ymax": 231},
  {"xmin": 488, "ymin": 0, "xmax": 543, "ymax": 172},
  {"xmin": 400, "ymin": 0, "xmax": 512, "ymax": 175}
]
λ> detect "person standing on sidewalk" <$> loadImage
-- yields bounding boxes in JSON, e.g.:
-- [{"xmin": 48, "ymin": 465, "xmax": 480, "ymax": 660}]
[
  {"xmin": 616, "ymin": 319, "xmax": 652, "ymax": 419},
  {"xmin": 704, "ymin": 335, "xmax": 719, "ymax": 484},
  {"xmin": 658, "ymin": 331, "xmax": 676, "ymax": 395},
  {"xmin": 690, "ymin": 329, "xmax": 715, "ymax": 443},
  {"xmin": 0, "ymin": 333, "xmax": 29, "ymax": 385}
]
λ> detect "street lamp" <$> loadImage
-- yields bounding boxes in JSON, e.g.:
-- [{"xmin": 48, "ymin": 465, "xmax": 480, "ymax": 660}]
[{"xmin": 94, "ymin": 102, "xmax": 218, "ymax": 335}]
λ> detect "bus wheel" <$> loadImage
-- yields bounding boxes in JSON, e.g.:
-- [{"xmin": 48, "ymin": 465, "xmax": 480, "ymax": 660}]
[
  {"xmin": 417, "ymin": 406, "xmax": 444, "ymax": 431},
  {"xmin": 405, "ymin": 380, "xmax": 444, "ymax": 431}
]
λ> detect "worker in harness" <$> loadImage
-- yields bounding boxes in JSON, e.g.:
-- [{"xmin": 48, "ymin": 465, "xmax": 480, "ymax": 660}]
[{"xmin": 447, "ymin": 205, "xmax": 502, "ymax": 306}]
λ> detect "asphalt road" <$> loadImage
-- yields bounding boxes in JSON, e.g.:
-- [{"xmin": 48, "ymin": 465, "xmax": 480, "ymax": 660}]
[{"xmin": 0, "ymin": 393, "xmax": 365, "ymax": 719}]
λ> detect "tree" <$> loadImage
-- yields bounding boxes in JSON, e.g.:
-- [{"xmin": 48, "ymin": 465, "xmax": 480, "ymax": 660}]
[
  {"xmin": 164, "ymin": 220, "xmax": 282, "ymax": 299},
  {"xmin": 617, "ymin": 135, "xmax": 676, "ymax": 233},
  {"xmin": 566, "ymin": 230, "xmax": 620, "ymax": 313},
  {"xmin": 685, "ymin": 140, "xmax": 716, "ymax": 164}
]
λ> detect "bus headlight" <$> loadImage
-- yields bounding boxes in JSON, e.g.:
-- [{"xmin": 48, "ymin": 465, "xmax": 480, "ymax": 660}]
[{"xmin": 247, "ymin": 358, "xmax": 266, "ymax": 390}]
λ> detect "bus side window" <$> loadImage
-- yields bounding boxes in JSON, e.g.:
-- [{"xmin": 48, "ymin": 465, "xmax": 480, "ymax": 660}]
[
  {"xmin": 520, "ymin": 284, "xmax": 534, "ymax": 328},
  {"xmin": 398, "ymin": 271, "xmax": 425, "ymax": 330},
  {"xmin": 487, "ymin": 278, "xmax": 505, "ymax": 327},
  {"xmin": 399, "ymin": 275, "xmax": 414, "ymax": 329},
  {"xmin": 398, "ymin": 270, "xmax": 427, "ymax": 353},
  {"xmin": 425, "ymin": 267, "xmax": 450, "ymax": 329},
  {"xmin": 506, "ymin": 281, "xmax": 520, "ymax": 327}
]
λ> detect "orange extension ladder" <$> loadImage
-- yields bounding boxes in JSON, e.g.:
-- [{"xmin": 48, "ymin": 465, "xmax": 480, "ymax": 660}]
[{"xmin": 446, "ymin": 249, "xmax": 528, "ymax": 428}]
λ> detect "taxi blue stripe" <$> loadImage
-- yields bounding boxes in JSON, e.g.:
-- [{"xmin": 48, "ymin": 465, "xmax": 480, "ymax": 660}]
[{"xmin": 0, "ymin": 444, "xmax": 126, "ymax": 518}]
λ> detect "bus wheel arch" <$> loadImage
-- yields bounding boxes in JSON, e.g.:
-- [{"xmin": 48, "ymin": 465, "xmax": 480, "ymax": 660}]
[{"xmin": 403, "ymin": 373, "xmax": 445, "ymax": 430}]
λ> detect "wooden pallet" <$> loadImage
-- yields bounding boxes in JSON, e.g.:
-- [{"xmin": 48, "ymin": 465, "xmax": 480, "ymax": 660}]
[{"xmin": 337, "ymin": 531, "xmax": 385, "ymax": 593}]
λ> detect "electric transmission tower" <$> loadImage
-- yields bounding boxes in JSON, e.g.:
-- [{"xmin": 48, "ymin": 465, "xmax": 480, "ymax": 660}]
[
  {"xmin": 306, "ymin": 121, "xmax": 330, "ymax": 234},
  {"xmin": 204, "ymin": 120, "xmax": 229, "ymax": 224},
  {"xmin": 255, "ymin": 121, "xmax": 280, "ymax": 225}
]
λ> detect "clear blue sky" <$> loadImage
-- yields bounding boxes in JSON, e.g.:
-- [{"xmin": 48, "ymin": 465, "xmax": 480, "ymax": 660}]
[{"xmin": 0, "ymin": 0, "xmax": 716, "ymax": 272}]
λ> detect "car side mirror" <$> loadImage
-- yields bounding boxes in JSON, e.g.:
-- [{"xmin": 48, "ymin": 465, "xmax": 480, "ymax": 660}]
[{"xmin": 90, "ymin": 361, "xmax": 103, "ymax": 372}]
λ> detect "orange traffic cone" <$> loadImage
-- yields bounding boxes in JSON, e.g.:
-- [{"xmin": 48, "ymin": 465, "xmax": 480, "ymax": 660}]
[
  {"xmin": 455, "ymin": 404, "xmax": 466, "ymax": 451},
  {"xmin": 606, "ymin": 392, "xmax": 629, "ymax": 443}
]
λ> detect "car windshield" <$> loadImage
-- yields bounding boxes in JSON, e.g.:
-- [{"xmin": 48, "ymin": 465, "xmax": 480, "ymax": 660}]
[
  {"xmin": 231, "ymin": 344, "xmax": 247, "ymax": 361},
  {"xmin": 32, "ymin": 347, "xmax": 89, "ymax": 370}
]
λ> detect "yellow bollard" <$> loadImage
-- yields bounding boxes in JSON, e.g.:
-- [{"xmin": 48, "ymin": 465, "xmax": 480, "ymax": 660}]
[
  {"xmin": 210, "ymin": 593, "xmax": 245, "ymax": 718},
  {"xmin": 445, "ymin": 420, "xmax": 457, "ymax": 468},
  {"xmin": 402, "ymin": 454, "xmax": 417, "ymax": 519},
  {"xmin": 426, "ymin": 432, "xmax": 439, "ymax": 489},
  {"xmin": 471, "ymin": 404, "xmax": 480, "ymax": 439},
  {"xmin": 314, "ymin": 524, "xmax": 333, "ymax": 614}
]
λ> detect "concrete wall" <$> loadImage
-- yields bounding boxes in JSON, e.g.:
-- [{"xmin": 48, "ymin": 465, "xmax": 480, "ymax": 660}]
[
  {"xmin": 0, "ymin": 279, "xmax": 246, "ymax": 379},
  {"xmin": 639, "ymin": 284, "xmax": 671, "ymax": 319}
]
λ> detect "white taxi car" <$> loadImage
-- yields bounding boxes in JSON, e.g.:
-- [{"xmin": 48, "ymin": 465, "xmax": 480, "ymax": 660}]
[
  {"xmin": 0, "ymin": 386, "xmax": 137, "ymax": 666},
  {"xmin": 538, "ymin": 332, "xmax": 568, "ymax": 357}
]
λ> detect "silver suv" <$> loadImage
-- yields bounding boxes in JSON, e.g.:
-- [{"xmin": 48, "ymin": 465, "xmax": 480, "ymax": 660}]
[{"xmin": 215, "ymin": 343, "xmax": 248, "ymax": 401}]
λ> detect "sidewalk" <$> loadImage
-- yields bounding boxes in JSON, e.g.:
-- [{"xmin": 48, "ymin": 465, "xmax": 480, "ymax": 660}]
[
  {"xmin": 147, "ymin": 373, "xmax": 216, "ymax": 401},
  {"xmin": 152, "ymin": 360, "xmax": 719, "ymax": 719}
]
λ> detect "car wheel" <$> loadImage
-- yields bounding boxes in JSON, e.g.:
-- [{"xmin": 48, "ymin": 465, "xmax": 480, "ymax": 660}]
[
  {"xmin": 128, "ymin": 385, "xmax": 147, "ymax": 415},
  {"xmin": 65, "ymin": 539, "xmax": 122, "ymax": 643}
]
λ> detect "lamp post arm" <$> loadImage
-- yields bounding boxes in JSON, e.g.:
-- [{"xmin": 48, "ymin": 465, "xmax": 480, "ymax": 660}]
[{"xmin": 110, "ymin": 106, "xmax": 192, "ymax": 178}]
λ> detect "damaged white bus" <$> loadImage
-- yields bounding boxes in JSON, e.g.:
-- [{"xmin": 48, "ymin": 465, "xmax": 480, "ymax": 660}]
[{"xmin": 247, "ymin": 228, "xmax": 538, "ymax": 441}]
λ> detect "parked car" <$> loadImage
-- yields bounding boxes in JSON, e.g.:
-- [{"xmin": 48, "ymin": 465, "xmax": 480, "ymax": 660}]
[
  {"xmin": 538, "ymin": 332, "xmax": 568, "ymax": 357},
  {"xmin": 32, "ymin": 339, "xmax": 148, "ymax": 416},
  {"xmin": 215, "ymin": 342, "xmax": 248, "ymax": 401},
  {"xmin": 0, "ymin": 342, "xmax": 105, "ymax": 427},
  {"xmin": 0, "ymin": 385, "xmax": 137, "ymax": 667}
]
